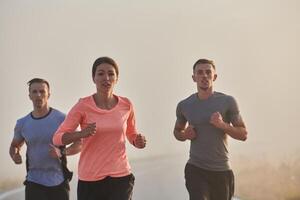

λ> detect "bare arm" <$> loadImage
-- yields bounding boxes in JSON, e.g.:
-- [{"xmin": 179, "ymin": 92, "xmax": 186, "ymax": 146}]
[
  {"xmin": 64, "ymin": 140, "xmax": 82, "ymax": 156},
  {"xmin": 50, "ymin": 140, "xmax": 82, "ymax": 158},
  {"xmin": 210, "ymin": 112, "xmax": 248, "ymax": 141},
  {"xmin": 173, "ymin": 120, "xmax": 197, "ymax": 141},
  {"xmin": 61, "ymin": 123, "xmax": 96, "ymax": 145},
  {"xmin": 9, "ymin": 139, "xmax": 24, "ymax": 164}
]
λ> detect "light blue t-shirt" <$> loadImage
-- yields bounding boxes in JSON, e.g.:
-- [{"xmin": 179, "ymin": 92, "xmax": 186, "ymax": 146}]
[{"xmin": 13, "ymin": 108, "xmax": 66, "ymax": 186}]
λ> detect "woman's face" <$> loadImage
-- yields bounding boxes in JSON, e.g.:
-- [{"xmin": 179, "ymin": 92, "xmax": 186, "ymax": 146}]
[{"xmin": 93, "ymin": 63, "xmax": 118, "ymax": 94}]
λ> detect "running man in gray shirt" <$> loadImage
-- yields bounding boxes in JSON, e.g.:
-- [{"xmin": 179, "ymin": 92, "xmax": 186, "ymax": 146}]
[{"xmin": 173, "ymin": 59, "xmax": 248, "ymax": 200}]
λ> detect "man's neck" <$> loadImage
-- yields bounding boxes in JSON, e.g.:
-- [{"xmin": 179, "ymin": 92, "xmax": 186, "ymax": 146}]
[
  {"xmin": 197, "ymin": 88, "xmax": 214, "ymax": 100},
  {"xmin": 32, "ymin": 106, "xmax": 50, "ymax": 118}
]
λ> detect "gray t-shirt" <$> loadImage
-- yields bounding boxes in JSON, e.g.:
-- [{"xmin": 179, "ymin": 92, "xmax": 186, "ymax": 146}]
[
  {"xmin": 176, "ymin": 92, "xmax": 241, "ymax": 171},
  {"xmin": 13, "ymin": 108, "xmax": 66, "ymax": 186}
]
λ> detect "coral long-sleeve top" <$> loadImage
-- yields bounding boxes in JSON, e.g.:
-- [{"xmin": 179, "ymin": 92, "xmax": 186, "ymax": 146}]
[{"xmin": 53, "ymin": 95, "xmax": 138, "ymax": 181}]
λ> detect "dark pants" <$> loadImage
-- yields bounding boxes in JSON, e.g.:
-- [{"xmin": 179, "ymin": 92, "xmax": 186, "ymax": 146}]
[
  {"xmin": 77, "ymin": 174, "xmax": 135, "ymax": 200},
  {"xmin": 25, "ymin": 180, "xmax": 69, "ymax": 200},
  {"xmin": 185, "ymin": 163, "xmax": 234, "ymax": 200}
]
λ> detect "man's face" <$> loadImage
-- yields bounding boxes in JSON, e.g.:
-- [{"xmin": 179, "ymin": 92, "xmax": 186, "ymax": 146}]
[
  {"xmin": 192, "ymin": 63, "xmax": 217, "ymax": 91},
  {"xmin": 29, "ymin": 82, "xmax": 50, "ymax": 109}
]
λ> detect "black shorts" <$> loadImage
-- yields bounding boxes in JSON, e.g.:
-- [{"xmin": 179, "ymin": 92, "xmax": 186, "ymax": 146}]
[
  {"xmin": 25, "ymin": 180, "xmax": 69, "ymax": 200},
  {"xmin": 185, "ymin": 163, "xmax": 234, "ymax": 200},
  {"xmin": 77, "ymin": 174, "xmax": 135, "ymax": 200}
]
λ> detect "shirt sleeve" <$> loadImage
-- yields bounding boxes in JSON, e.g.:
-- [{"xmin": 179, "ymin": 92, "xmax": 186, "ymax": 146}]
[
  {"xmin": 176, "ymin": 102, "xmax": 187, "ymax": 124},
  {"xmin": 126, "ymin": 102, "xmax": 138, "ymax": 145},
  {"xmin": 227, "ymin": 96, "xmax": 242, "ymax": 123},
  {"xmin": 13, "ymin": 119, "xmax": 24, "ymax": 141},
  {"xmin": 53, "ymin": 101, "xmax": 84, "ymax": 146}
]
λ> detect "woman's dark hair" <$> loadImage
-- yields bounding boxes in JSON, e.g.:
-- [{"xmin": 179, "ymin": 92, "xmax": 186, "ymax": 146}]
[{"xmin": 92, "ymin": 57, "xmax": 119, "ymax": 78}]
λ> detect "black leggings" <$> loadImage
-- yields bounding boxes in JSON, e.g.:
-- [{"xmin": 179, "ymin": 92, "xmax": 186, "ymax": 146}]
[{"xmin": 78, "ymin": 174, "xmax": 135, "ymax": 200}]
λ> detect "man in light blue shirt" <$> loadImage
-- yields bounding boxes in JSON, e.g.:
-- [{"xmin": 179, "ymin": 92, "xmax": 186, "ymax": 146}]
[{"xmin": 9, "ymin": 78, "xmax": 81, "ymax": 200}]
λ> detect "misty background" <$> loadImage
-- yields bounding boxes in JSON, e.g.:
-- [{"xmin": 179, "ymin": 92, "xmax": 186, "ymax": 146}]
[{"xmin": 1, "ymin": 0, "xmax": 300, "ymax": 199}]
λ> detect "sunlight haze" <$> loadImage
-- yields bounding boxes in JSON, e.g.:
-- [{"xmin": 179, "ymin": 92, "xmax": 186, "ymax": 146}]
[{"xmin": 1, "ymin": 0, "xmax": 300, "ymax": 199}]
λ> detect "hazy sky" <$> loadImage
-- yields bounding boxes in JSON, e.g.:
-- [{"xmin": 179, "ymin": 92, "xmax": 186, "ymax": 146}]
[{"xmin": 1, "ymin": 0, "xmax": 300, "ymax": 181}]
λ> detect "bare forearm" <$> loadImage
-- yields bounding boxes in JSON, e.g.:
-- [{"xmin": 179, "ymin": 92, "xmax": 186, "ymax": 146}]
[
  {"xmin": 9, "ymin": 145, "xmax": 17, "ymax": 159},
  {"xmin": 62, "ymin": 132, "xmax": 83, "ymax": 145},
  {"xmin": 173, "ymin": 121, "xmax": 197, "ymax": 141},
  {"xmin": 9, "ymin": 141, "xmax": 23, "ymax": 164},
  {"xmin": 9, "ymin": 140, "xmax": 23, "ymax": 158},
  {"xmin": 222, "ymin": 123, "xmax": 247, "ymax": 141},
  {"xmin": 64, "ymin": 141, "xmax": 82, "ymax": 156},
  {"xmin": 61, "ymin": 122, "xmax": 96, "ymax": 145}
]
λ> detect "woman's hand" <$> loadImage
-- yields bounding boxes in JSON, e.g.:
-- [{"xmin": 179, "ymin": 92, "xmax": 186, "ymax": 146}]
[{"xmin": 134, "ymin": 134, "xmax": 146, "ymax": 149}]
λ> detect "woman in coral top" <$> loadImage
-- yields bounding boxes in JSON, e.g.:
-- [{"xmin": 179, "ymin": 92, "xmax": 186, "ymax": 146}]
[{"xmin": 53, "ymin": 57, "xmax": 147, "ymax": 200}]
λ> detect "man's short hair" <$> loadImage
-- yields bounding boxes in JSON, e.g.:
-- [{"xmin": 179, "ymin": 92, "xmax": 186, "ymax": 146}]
[
  {"xmin": 27, "ymin": 78, "xmax": 50, "ymax": 91},
  {"xmin": 193, "ymin": 59, "xmax": 216, "ymax": 71}
]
